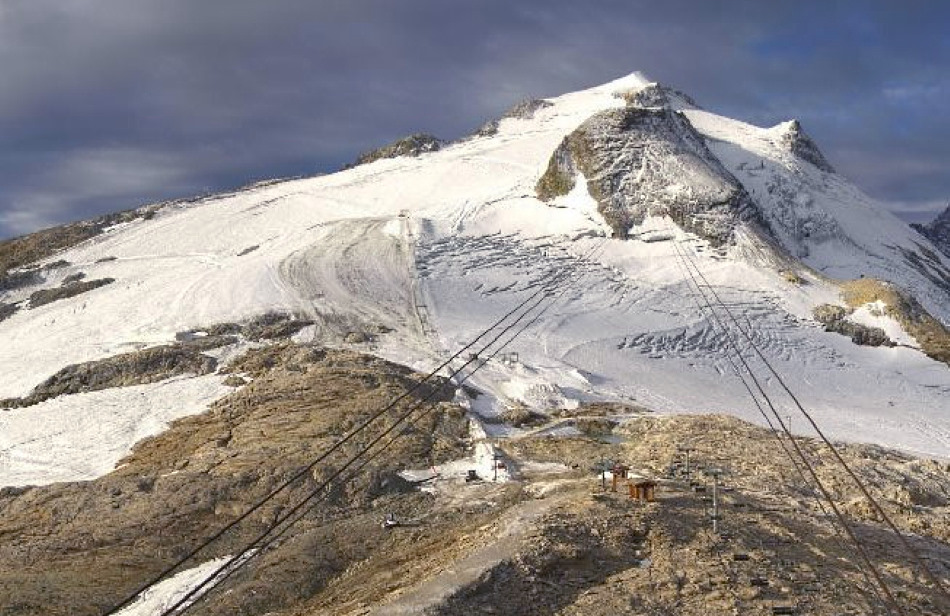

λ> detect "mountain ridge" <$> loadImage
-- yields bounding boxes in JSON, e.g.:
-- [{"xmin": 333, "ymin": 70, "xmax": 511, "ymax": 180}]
[
  {"xmin": 1, "ymin": 71, "xmax": 949, "ymax": 475},
  {"xmin": 2, "ymin": 71, "xmax": 950, "ymax": 616}
]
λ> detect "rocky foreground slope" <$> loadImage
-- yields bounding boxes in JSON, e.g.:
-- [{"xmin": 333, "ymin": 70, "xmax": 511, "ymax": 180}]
[{"xmin": 2, "ymin": 343, "xmax": 948, "ymax": 616}]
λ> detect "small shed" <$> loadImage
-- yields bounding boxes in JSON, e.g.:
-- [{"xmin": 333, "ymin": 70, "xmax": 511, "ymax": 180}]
[{"xmin": 628, "ymin": 478, "xmax": 657, "ymax": 502}]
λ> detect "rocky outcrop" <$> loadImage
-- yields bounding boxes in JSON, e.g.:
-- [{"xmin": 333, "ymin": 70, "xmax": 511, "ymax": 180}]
[
  {"xmin": 0, "ymin": 269, "xmax": 41, "ymax": 293},
  {"xmin": 0, "ymin": 207, "xmax": 157, "ymax": 278},
  {"xmin": 912, "ymin": 204, "xmax": 950, "ymax": 259},
  {"xmin": 813, "ymin": 303, "xmax": 895, "ymax": 347},
  {"xmin": 473, "ymin": 98, "xmax": 553, "ymax": 137},
  {"xmin": 27, "ymin": 277, "xmax": 114, "ymax": 308},
  {"xmin": 0, "ymin": 301, "xmax": 17, "ymax": 322},
  {"xmin": 244, "ymin": 311, "xmax": 315, "ymax": 340},
  {"xmin": 536, "ymin": 106, "xmax": 766, "ymax": 244},
  {"xmin": 839, "ymin": 278, "xmax": 950, "ymax": 364},
  {"xmin": 0, "ymin": 345, "xmax": 466, "ymax": 616},
  {"xmin": 779, "ymin": 120, "xmax": 835, "ymax": 173},
  {"xmin": 185, "ymin": 312, "xmax": 314, "ymax": 343},
  {"xmin": 349, "ymin": 133, "xmax": 444, "ymax": 168},
  {"xmin": 0, "ymin": 345, "xmax": 217, "ymax": 408},
  {"xmin": 618, "ymin": 83, "xmax": 699, "ymax": 110}
]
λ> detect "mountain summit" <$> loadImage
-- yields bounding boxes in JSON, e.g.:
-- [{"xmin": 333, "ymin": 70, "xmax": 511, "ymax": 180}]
[
  {"xmin": 2, "ymin": 71, "xmax": 950, "ymax": 616},
  {"xmin": 1, "ymin": 71, "xmax": 948, "ymax": 468}
]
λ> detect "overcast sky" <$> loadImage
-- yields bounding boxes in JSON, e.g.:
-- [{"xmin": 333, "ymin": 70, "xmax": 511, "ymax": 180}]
[{"xmin": 1, "ymin": 0, "xmax": 947, "ymax": 239}]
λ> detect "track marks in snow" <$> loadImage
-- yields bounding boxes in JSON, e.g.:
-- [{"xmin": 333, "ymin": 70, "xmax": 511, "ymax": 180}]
[{"xmin": 278, "ymin": 217, "xmax": 423, "ymax": 343}]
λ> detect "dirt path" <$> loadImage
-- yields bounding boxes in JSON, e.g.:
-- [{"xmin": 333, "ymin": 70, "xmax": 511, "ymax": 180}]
[{"xmin": 369, "ymin": 489, "xmax": 575, "ymax": 615}]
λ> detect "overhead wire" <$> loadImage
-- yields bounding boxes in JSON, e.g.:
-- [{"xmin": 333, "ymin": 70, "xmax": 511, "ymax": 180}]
[
  {"xmin": 665, "ymin": 222, "xmax": 893, "ymax": 614},
  {"xmin": 148, "ymin": 235, "xmax": 612, "ymax": 616},
  {"xmin": 676, "ymin": 226, "xmax": 950, "ymax": 601},
  {"xmin": 101, "ymin": 265, "xmax": 568, "ymax": 616},
  {"xmin": 667, "ymin": 221, "xmax": 905, "ymax": 613}
]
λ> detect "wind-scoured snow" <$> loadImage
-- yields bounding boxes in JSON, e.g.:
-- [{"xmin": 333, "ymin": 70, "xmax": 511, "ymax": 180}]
[{"xmin": 1, "ymin": 70, "xmax": 949, "ymax": 487}]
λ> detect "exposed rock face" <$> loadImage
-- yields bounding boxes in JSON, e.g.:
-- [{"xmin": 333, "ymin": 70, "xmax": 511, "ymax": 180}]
[
  {"xmin": 813, "ymin": 303, "xmax": 895, "ymax": 347},
  {"xmin": 779, "ymin": 120, "xmax": 836, "ymax": 173},
  {"xmin": 349, "ymin": 133, "xmax": 444, "ymax": 167},
  {"xmin": 0, "ymin": 269, "xmax": 41, "ymax": 292},
  {"xmin": 0, "ymin": 302, "xmax": 17, "ymax": 322},
  {"xmin": 618, "ymin": 83, "xmax": 699, "ymax": 110},
  {"xmin": 840, "ymin": 278, "xmax": 950, "ymax": 364},
  {"xmin": 536, "ymin": 106, "xmax": 766, "ymax": 244},
  {"xmin": 186, "ymin": 312, "xmax": 314, "ymax": 343},
  {"xmin": 0, "ymin": 207, "xmax": 157, "ymax": 278},
  {"xmin": 0, "ymin": 311, "xmax": 317, "ymax": 407},
  {"xmin": 473, "ymin": 98, "xmax": 553, "ymax": 137},
  {"xmin": 912, "ymin": 205, "xmax": 950, "ymax": 259},
  {"xmin": 27, "ymin": 277, "xmax": 114, "ymax": 308},
  {"xmin": 244, "ymin": 311, "xmax": 315, "ymax": 340},
  {"xmin": 0, "ymin": 345, "xmax": 217, "ymax": 408}
]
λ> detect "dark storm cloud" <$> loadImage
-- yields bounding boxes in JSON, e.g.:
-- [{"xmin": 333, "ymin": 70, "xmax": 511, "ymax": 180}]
[{"xmin": 1, "ymin": 0, "xmax": 948, "ymax": 238}]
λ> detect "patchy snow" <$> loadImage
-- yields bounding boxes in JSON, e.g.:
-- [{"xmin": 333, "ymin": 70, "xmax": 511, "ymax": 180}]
[
  {"xmin": 849, "ymin": 301, "xmax": 918, "ymax": 347},
  {"xmin": 401, "ymin": 437, "xmax": 512, "ymax": 486},
  {"xmin": 0, "ymin": 375, "xmax": 229, "ymax": 488},
  {"xmin": 114, "ymin": 554, "xmax": 238, "ymax": 616},
  {"xmin": 1, "ymin": 70, "xmax": 948, "ymax": 475}
]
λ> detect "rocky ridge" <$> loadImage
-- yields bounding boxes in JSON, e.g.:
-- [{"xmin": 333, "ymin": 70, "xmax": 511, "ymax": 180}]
[
  {"xmin": 913, "ymin": 204, "xmax": 950, "ymax": 259},
  {"xmin": 348, "ymin": 133, "xmax": 444, "ymax": 168},
  {"xmin": 537, "ymin": 104, "xmax": 767, "ymax": 244}
]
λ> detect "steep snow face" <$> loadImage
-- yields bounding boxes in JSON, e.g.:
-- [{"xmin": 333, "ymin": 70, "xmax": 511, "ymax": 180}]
[
  {"xmin": 684, "ymin": 109, "xmax": 950, "ymax": 322},
  {"xmin": 536, "ymin": 105, "xmax": 765, "ymax": 244},
  {"xmin": 1, "ymin": 70, "xmax": 949, "ymax": 480},
  {"xmin": 913, "ymin": 205, "xmax": 950, "ymax": 259},
  {"xmin": 777, "ymin": 120, "xmax": 835, "ymax": 173}
]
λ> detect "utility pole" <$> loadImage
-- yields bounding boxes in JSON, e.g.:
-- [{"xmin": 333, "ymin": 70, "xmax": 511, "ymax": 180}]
[
  {"xmin": 786, "ymin": 415, "xmax": 792, "ymax": 435},
  {"xmin": 678, "ymin": 446, "xmax": 695, "ymax": 483},
  {"xmin": 706, "ymin": 468, "xmax": 723, "ymax": 534}
]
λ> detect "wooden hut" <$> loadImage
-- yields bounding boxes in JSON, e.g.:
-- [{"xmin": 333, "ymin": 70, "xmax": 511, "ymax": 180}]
[{"xmin": 628, "ymin": 478, "xmax": 657, "ymax": 502}]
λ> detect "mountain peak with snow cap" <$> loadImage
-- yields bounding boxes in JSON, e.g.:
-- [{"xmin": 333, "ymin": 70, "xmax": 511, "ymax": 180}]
[
  {"xmin": 775, "ymin": 119, "xmax": 836, "ymax": 173},
  {"xmin": 4, "ymin": 71, "xmax": 950, "ymax": 614}
]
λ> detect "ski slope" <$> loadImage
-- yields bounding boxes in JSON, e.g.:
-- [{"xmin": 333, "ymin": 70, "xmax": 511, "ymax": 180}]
[{"xmin": 1, "ymin": 72, "xmax": 949, "ymax": 489}]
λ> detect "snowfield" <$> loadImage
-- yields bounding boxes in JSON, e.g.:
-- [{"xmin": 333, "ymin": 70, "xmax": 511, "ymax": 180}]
[
  {"xmin": 1, "ymin": 72, "xmax": 949, "ymax": 490},
  {"xmin": 0, "ymin": 374, "xmax": 230, "ymax": 487}
]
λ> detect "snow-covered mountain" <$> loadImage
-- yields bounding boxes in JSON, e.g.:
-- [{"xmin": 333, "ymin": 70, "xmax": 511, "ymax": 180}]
[
  {"xmin": 914, "ymin": 204, "xmax": 950, "ymax": 259},
  {"xmin": 2, "ymin": 71, "xmax": 949, "ymax": 490}
]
